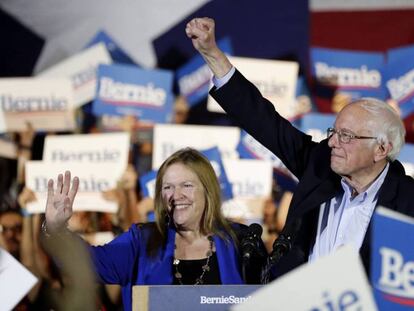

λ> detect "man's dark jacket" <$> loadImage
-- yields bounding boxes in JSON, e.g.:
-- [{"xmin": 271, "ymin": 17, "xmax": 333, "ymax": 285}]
[{"xmin": 210, "ymin": 69, "xmax": 414, "ymax": 277}]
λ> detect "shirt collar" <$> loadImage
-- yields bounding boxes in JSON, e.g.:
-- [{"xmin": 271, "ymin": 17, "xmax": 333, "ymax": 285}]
[{"xmin": 341, "ymin": 163, "xmax": 390, "ymax": 204}]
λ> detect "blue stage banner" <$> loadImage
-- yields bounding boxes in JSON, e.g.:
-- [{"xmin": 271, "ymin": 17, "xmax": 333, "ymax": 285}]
[
  {"xmin": 93, "ymin": 64, "xmax": 174, "ymax": 124},
  {"xmin": 200, "ymin": 146, "xmax": 233, "ymax": 201},
  {"xmin": 300, "ymin": 113, "xmax": 336, "ymax": 142},
  {"xmin": 311, "ymin": 47, "xmax": 386, "ymax": 100},
  {"xmin": 383, "ymin": 54, "xmax": 414, "ymax": 119},
  {"xmin": 176, "ymin": 38, "xmax": 233, "ymax": 107},
  {"xmin": 371, "ymin": 207, "xmax": 414, "ymax": 310},
  {"xmin": 85, "ymin": 30, "xmax": 137, "ymax": 66},
  {"xmin": 139, "ymin": 146, "xmax": 233, "ymax": 200},
  {"xmin": 133, "ymin": 285, "xmax": 261, "ymax": 311}
]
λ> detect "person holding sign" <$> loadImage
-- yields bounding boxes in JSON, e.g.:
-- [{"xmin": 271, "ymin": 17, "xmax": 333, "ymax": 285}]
[
  {"xmin": 43, "ymin": 148, "xmax": 265, "ymax": 311},
  {"xmin": 185, "ymin": 17, "xmax": 414, "ymax": 278}
]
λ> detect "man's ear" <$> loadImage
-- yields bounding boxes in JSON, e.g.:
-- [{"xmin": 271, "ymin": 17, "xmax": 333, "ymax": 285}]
[{"xmin": 374, "ymin": 142, "xmax": 392, "ymax": 162}]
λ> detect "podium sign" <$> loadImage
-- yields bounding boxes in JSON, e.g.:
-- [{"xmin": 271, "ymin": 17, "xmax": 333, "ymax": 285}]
[
  {"xmin": 233, "ymin": 246, "xmax": 377, "ymax": 311},
  {"xmin": 132, "ymin": 285, "xmax": 261, "ymax": 311}
]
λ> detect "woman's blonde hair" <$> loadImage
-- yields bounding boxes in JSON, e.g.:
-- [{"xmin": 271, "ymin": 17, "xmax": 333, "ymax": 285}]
[{"xmin": 154, "ymin": 148, "xmax": 234, "ymax": 241}]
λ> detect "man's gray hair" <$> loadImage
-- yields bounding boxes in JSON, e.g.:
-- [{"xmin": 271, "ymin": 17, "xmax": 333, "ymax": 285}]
[{"xmin": 354, "ymin": 97, "xmax": 406, "ymax": 161}]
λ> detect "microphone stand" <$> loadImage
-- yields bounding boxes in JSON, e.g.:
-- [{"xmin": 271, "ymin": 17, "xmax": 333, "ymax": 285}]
[{"xmin": 260, "ymin": 233, "xmax": 293, "ymax": 284}]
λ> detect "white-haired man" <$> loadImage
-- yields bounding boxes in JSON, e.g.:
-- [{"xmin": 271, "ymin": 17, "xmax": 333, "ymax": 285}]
[{"xmin": 186, "ymin": 17, "xmax": 414, "ymax": 277}]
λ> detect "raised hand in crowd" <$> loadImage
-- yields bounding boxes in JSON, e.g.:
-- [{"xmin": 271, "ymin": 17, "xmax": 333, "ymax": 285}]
[
  {"xmin": 185, "ymin": 17, "xmax": 232, "ymax": 78},
  {"xmin": 45, "ymin": 171, "xmax": 79, "ymax": 233}
]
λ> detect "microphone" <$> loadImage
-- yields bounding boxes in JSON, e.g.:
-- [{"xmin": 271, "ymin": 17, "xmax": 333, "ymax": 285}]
[
  {"xmin": 261, "ymin": 218, "xmax": 302, "ymax": 284},
  {"xmin": 241, "ymin": 223, "xmax": 263, "ymax": 261},
  {"xmin": 269, "ymin": 218, "xmax": 301, "ymax": 265}
]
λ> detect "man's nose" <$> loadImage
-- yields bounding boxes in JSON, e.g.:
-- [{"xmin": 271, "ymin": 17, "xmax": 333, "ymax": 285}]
[{"xmin": 328, "ymin": 132, "xmax": 339, "ymax": 148}]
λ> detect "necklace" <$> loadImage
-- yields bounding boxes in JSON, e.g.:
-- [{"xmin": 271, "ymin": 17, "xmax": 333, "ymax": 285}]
[{"xmin": 173, "ymin": 236, "xmax": 214, "ymax": 285}]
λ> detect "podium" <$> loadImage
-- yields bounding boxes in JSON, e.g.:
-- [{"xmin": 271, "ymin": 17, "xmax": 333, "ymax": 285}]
[{"xmin": 132, "ymin": 285, "xmax": 261, "ymax": 311}]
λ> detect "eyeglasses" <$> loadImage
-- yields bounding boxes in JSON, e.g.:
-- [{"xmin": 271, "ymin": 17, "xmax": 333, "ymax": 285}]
[
  {"xmin": 0, "ymin": 224, "xmax": 22, "ymax": 234},
  {"xmin": 327, "ymin": 127, "xmax": 378, "ymax": 144}
]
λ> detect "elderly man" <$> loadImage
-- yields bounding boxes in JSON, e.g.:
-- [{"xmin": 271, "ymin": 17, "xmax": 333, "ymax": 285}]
[{"xmin": 185, "ymin": 17, "xmax": 414, "ymax": 277}]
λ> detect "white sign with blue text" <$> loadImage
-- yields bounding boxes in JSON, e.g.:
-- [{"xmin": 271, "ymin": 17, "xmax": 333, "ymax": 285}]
[
  {"xmin": 207, "ymin": 56, "xmax": 299, "ymax": 120},
  {"xmin": 37, "ymin": 43, "xmax": 112, "ymax": 107},
  {"xmin": 222, "ymin": 159, "xmax": 273, "ymax": 223},
  {"xmin": 234, "ymin": 246, "xmax": 378, "ymax": 311},
  {"xmin": 152, "ymin": 124, "xmax": 240, "ymax": 169},
  {"xmin": 0, "ymin": 77, "xmax": 75, "ymax": 132},
  {"xmin": 25, "ymin": 161, "xmax": 121, "ymax": 214},
  {"xmin": 42, "ymin": 132, "xmax": 130, "ymax": 176}
]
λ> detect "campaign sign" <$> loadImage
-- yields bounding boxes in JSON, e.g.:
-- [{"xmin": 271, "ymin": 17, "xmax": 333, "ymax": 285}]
[
  {"xmin": 139, "ymin": 147, "xmax": 233, "ymax": 201},
  {"xmin": 139, "ymin": 169, "xmax": 157, "ymax": 199},
  {"xmin": 0, "ymin": 78, "xmax": 75, "ymax": 132},
  {"xmin": 371, "ymin": 207, "xmax": 414, "ymax": 310},
  {"xmin": 397, "ymin": 143, "xmax": 414, "ymax": 178},
  {"xmin": 0, "ymin": 248, "xmax": 38, "ymax": 311},
  {"xmin": 152, "ymin": 124, "xmax": 240, "ymax": 169},
  {"xmin": 237, "ymin": 130, "xmax": 295, "ymax": 179},
  {"xmin": 93, "ymin": 64, "xmax": 174, "ymax": 125},
  {"xmin": 37, "ymin": 43, "xmax": 112, "ymax": 107},
  {"xmin": 383, "ymin": 56, "xmax": 414, "ymax": 118},
  {"xmin": 387, "ymin": 44, "xmax": 414, "ymax": 65},
  {"xmin": 221, "ymin": 159, "xmax": 273, "ymax": 223},
  {"xmin": 234, "ymin": 246, "xmax": 378, "ymax": 311},
  {"xmin": 292, "ymin": 76, "xmax": 316, "ymax": 126},
  {"xmin": 207, "ymin": 56, "xmax": 299, "ymax": 120},
  {"xmin": 176, "ymin": 37, "xmax": 233, "ymax": 107},
  {"xmin": 311, "ymin": 47, "xmax": 385, "ymax": 100},
  {"xmin": 42, "ymin": 132, "xmax": 130, "ymax": 175},
  {"xmin": 25, "ymin": 161, "xmax": 120, "ymax": 214},
  {"xmin": 201, "ymin": 147, "xmax": 233, "ymax": 201},
  {"xmin": 85, "ymin": 30, "xmax": 136, "ymax": 65},
  {"xmin": 300, "ymin": 113, "xmax": 336, "ymax": 142}
]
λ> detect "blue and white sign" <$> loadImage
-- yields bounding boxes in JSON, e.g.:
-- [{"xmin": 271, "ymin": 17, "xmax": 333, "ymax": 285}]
[
  {"xmin": 383, "ymin": 55, "xmax": 414, "ymax": 118},
  {"xmin": 311, "ymin": 47, "xmax": 386, "ymax": 100},
  {"xmin": 140, "ymin": 169, "xmax": 157, "ymax": 199},
  {"xmin": 85, "ymin": 30, "xmax": 137, "ymax": 66},
  {"xmin": 93, "ymin": 64, "xmax": 174, "ymax": 125},
  {"xmin": 176, "ymin": 38, "xmax": 233, "ymax": 107},
  {"xmin": 371, "ymin": 207, "xmax": 414, "ymax": 310},
  {"xmin": 201, "ymin": 146, "xmax": 233, "ymax": 201}
]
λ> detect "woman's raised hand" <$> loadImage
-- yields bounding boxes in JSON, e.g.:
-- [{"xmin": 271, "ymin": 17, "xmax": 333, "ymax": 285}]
[{"xmin": 45, "ymin": 171, "xmax": 79, "ymax": 233}]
